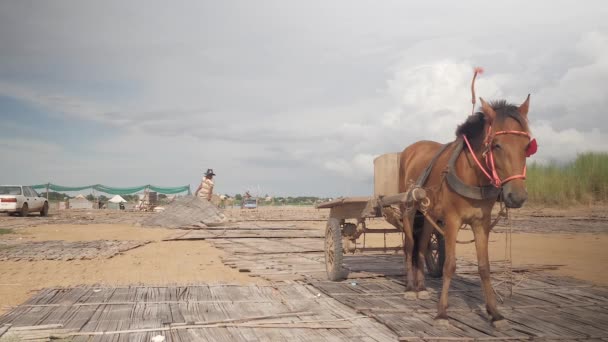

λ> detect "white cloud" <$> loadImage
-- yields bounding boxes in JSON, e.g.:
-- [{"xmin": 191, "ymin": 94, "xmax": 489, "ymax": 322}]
[
  {"xmin": 530, "ymin": 122, "xmax": 607, "ymax": 164},
  {"xmin": 0, "ymin": 138, "xmax": 63, "ymax": 155},
  {"xmin": 388, "ymin": 61, "xmax": 500, "ymax": 114},
  {"xmin": 0, "ymin": 82, "xmax": 116, "ymax": 123},
  {"xmin": 1, "ymin": 2, "xmax": 607, "ymax": 195},
  {"xmin": 319, "ymin": 31, "xmax": 608, "ymax": 180},
  {"xmin": 324, "ymin": 153, "xmax": 375, "ymax": 180},
  {"xmin": 383, "ymin": 61, "xmax": 506, "ymax": 140},
  {"xmin": 535, "ymin": 31, "xmax": 608, "ymax": 130}
]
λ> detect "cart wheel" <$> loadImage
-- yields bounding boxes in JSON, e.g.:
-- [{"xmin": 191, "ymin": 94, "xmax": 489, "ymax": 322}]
[
  {"xmin": 40, "ymin": 202, "xmax": 49, "ymax": 217},
  {"xmin": 325, "ymin": 218, "xmax": 348, "ymax": 281},
  {"xmin": 425, "ymin": 230, "xmax": 446, "ymax": 278},
  {"xmin": 20, "ymin": 203, "xmax": 29, "ymax": 217}
]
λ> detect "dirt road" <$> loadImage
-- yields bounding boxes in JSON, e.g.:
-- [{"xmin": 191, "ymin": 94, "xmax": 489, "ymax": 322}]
[
  {"xmin": 0, "ymin": 205, "xmax": 606, "ymax": 315},
  {"xmin": 0, "ymin": 224, "xmax": 264, "ymax": 314}
]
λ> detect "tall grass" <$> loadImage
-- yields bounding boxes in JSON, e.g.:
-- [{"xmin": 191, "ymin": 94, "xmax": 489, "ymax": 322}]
[
  {"xmin": 0, "ymin": 228, "xmax": 14, "ymax": 235},
  {"xmin": 526, "ymin": 152, "xmax": 608, "ymax": 205}
]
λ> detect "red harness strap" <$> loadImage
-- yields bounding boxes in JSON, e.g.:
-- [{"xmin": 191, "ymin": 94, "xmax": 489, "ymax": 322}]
[{"xmin": 462, "ymin": 127, "xmax": 537, "ymax": 188}]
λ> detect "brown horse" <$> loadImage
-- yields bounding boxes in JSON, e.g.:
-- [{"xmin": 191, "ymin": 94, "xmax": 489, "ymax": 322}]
[{"xmin": 399, "ymin": 95, "xmax": 534, "ymax": 329}]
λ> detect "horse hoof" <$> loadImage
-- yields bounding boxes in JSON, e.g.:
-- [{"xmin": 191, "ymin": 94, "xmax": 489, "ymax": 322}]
[
  {"xmin": 434, "ymin": 318, "xmax": 450, "ymax": 328},
  {"xmin": 404, "ymin": 291, "xmax": 417, "ymax": 300},
  {"xmin": 492, "ymin": 319, "xmax": 510, "ymax": 331},
  {"xmin": 417, "ymin": 290, "xmax": 431, "ymax": 300}
]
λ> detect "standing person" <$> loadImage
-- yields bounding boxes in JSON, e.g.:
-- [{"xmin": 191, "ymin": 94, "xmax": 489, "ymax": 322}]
[{"xmin": 195, "ymin": 169, "xmax": 215, "ymax": 201}]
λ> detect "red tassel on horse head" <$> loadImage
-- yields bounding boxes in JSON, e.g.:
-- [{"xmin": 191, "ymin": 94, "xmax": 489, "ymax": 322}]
[
  {"xmin": 470, "ymin": 66, "xmax": 485, "ymax": 114},
  {"xmin": 526, "ymin": 138, "xmax": 538, "ymax": 157}
]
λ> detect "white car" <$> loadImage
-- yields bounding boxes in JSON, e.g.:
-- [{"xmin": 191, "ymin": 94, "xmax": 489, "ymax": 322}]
[{"xmin": 0, "ymin": 185, "xmax": 49, "ymax": 216}]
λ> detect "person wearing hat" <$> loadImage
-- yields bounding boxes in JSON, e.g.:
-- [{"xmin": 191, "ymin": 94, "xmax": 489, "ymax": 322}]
[{"xmin": 195, "ymin": 169, "xmax": 215, "ymax": 201}]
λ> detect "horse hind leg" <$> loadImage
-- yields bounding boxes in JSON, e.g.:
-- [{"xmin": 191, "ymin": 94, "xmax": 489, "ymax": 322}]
[
  {"xmin": 402, "ymin": 212, "xmax": 418, "ymax": 300},
  {"xmin": 415, "ymin": 217, "xmax": 434, "ymax": 300},
  {"xmin": 435, "ymin": 217, "xmax": 459, "ymax": 326}
]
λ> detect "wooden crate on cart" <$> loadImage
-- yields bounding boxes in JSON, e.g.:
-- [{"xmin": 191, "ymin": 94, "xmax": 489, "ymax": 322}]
[{"xmin": 316, "ymin": 153, "xmax": 446, "ymax": 281}]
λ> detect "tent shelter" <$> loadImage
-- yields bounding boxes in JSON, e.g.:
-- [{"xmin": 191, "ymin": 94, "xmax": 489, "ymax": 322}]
[
  {"xmin": 107, "ymin": 195, "xmax": 127, "ymax": 210},
  {"xmin": 109, "ymin": 195, "xmax": 127, "ymax": 203},
  {"xmin": 69, "ymin": 194, "xmax": 93, "ymax": 209}
]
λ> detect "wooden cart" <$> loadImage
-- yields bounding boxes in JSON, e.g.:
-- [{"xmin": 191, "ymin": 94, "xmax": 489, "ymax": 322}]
[{"xmin": 316, "ymin": 153, "xmax": 446, "ymax": 281}]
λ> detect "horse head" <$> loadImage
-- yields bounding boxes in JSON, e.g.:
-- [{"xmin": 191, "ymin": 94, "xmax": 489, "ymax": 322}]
[{"xmin": 479, "ymin": 96, "xmax": 535, "ymax": 208}]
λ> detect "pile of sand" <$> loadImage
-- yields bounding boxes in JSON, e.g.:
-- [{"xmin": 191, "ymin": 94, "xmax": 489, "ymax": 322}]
[{"xmin": 140, "ymin": 196, "xmax": 228, "ymax": 229}]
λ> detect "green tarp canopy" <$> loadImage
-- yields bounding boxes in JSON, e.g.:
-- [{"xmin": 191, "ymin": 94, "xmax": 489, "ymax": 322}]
[{"xmin": 31, "ymin": 183, "xmax": 191, "ymax": 195}]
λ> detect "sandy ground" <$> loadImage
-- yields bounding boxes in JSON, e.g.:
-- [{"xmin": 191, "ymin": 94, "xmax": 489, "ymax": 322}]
[
  {"xmin": 1, "ymin": 205, "xmax": 607, "ymax": 315},
  {"xmin": 0, "ymin": 224, "xmax": 264, "ymax": 314},
  {"xmin": 284, "ymin": 207, "xmax": 608, "ymax": 285},
  {"xmin": 457, "ymin": 230, "xmax": 608, "ymax": 285},
  {"xmin": 359, "ymin": 227, "xmax": 608, "ymax": 285}
]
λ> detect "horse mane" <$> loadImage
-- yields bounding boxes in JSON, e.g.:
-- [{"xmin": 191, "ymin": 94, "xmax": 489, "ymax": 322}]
[{"xmin": 455, "ymin": 100, "xmax": 529, "ymax": 149}]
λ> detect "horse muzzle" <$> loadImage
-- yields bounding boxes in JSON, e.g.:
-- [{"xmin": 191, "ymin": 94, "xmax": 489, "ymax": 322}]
[{"xmin": 503, "ymin": 188, "xmax": 528, "ymax": 208}]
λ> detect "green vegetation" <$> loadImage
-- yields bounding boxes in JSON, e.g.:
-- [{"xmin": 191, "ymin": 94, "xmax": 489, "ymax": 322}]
[
  {"xmin": 527, "ymin": 152, "xmax": 608, "ymax": 205},
  {"xmin": 0, "ymin": 228, "xmax": 14, "ymax": 235},
  {"xmin": 122, "ymin": 194, "xmax": 140, "ymax": 202},
  {"xmin": 269, "ymin": 196, "xmax": 329, "ymax": 206},
  {"xmin": 85, "ymin": 194, "xmax": 109, "ymax": 202},
  {"xmin": 38, "ymin": 191, "xmax": 70, "ymax": 201},
  {"xmin": 228, "ymin": 194, "xmax": 331, "ymax": 207}
]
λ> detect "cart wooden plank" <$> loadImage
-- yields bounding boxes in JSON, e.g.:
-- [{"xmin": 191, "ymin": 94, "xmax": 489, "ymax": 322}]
[
  {"xmin": 316, "ymin": 197, "xmax": 372, "ymax": 209},
  {"xmin": 0, "ymin": 284, "xmax": 397, "ymax": 342}
]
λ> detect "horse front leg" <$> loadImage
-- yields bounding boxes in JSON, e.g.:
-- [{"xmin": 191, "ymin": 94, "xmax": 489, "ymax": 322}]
[
  {"xmin": 471, "ymin": 220, "xmax": 509, "ymax": 330},
  {"xmin": 435, "ymin": 217, "xmax": 459, "ymax": 326},
  {"xmin": 402, "ymin": 212, "xmax": 418, "ymax": 300}
]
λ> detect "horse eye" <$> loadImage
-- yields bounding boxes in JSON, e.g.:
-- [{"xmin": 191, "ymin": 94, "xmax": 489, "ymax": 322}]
[{"xmin": 493, "ymin": 143, "xmax": 502, "ymax": 150}]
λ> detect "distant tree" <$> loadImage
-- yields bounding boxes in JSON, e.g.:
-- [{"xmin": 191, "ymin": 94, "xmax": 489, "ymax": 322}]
[
  {"xmin": 86, "ymin": 194, "xmax": 95, "ymax": 201},
  {"xmin": 39, "ymin": 191, "xmax": 70, "ymax": 201},
  {"xmin": 158, "ymin": 194, "xmax": 167, "ymax": 199},
  {"xmin": 235, "ymin": 194, "xmax": 242, "ymax": 201},
  {"xmin": 120, "ymin": 194, "xmax": 139, "ymax": 202},
  {"xmin": 99, "ymin": 195, "xmax": 108, "ymax": 202}
]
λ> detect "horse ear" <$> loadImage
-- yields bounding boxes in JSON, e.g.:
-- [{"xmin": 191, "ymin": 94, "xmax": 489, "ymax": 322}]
[
  {"xmin": 518, "ymin": 94, "xmax": 531, "ymax": 118},
  {"xmin": 479, "ymin": 97, "xmax": 496, "ymax": 123}
]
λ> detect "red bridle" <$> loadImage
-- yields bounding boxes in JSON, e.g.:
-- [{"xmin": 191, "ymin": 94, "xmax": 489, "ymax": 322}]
[{"xmin": 462, "ymin": 127, "xmax": 537, "ymax": 188}]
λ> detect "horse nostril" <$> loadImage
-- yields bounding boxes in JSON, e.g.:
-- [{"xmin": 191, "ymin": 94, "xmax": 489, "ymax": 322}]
[
  {"xmin": 507, "ymin": 193, "xmax": 515, "ymax": 203},
  {"xmin": 506, "ymin": 192, "xmax": 526, "ymax": 208}
]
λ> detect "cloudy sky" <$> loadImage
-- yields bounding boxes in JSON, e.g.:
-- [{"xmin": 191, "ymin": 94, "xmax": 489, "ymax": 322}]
[{"xmin": 1, "ymin": 1, "xmax": 607, "ymax": 197}]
